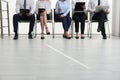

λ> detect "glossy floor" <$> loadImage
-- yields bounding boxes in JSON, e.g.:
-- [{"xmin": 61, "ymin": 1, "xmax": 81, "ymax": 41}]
[{"xmin": 0, "ymin": 35, "xmax": 120, "ymax": 80}]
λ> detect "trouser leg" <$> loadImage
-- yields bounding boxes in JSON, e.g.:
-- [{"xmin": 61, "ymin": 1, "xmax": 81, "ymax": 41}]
[
  {"xmin": 13, "ymin": 14, "xmax": 20, "ymax": 33},
  {"xmin": 29, "ymin": 14, "xmax": 35, "ymax": 34}
]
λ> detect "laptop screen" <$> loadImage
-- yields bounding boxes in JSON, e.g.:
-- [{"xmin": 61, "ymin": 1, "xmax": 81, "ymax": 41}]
[{"xmin": 74, "ymin": 2, "xmax": 85, "ymax": 11}]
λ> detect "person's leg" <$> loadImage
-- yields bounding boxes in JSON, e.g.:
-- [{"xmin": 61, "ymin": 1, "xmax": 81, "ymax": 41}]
[
  {"xmin": 92, "ymin": 11, "xmax": 107, "ymax": 39},
  {"xmin": 27, "ymin": 14, "xmax": 35, "ymax": 39},
  {"xmin": 62, "ymin": 16, "xmax": 71, "ymax": 39},
  {"xmin": 80, "ymin": 14, "xmax": 86, "ymax": 39},
  {"xmin": 40, "ymin": 13, "xmax": 45, "ymax": 39},
  {"xmin": 98, "ymin": 11, "xmax": 107, "ymax": 39},
  {"xmin": 74, "ymin": 15, "xmax": 80, "ymax": 38},
  {"xmin": 43, "ymin": 11, "xmax": 50, "ymax": 34},
  {"xmin": 13, "ymin": 14, "xmax": 20, "ymax": 40},
  {"xmin": 29, "ymin": 14, "xmax": 35, "ymax": 34}
]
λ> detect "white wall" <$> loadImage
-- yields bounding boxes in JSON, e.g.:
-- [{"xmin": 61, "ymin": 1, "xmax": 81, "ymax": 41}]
[
  {"xmin": 112, "ymin": 0, "xmax": 120, "ymax": 37},
  {"xmin": 3, "ymin": 0, "xmax": 112, "ymax": 35}
]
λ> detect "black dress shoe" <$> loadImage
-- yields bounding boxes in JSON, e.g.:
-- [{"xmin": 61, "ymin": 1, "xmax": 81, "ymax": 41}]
[
  {"xmin": 13, "ymin": 34, "xmax": 18, "ymax": 40},
  {"xmin": 103, "ymin": 36, "xmax": 107, "ymax": 39},
  {"xmin": 28, "ymin": 34, "xmax": 33, "ymax": 39},
  {"xmin": 97, "ymin": 27, "xmax": 101, "ymax": 32}
]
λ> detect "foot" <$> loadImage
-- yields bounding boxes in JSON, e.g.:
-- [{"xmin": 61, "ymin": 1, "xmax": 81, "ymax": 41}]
[
  {"xmin": 63, "ymin": 34, "xmax": 71, "ymax": 39},
  {"xmin": 46, "ymin": 32, "xmax": 50, "ymax": 35},
  {"xmin": 81, "ymin": 34, "xmax": 85, "ymax": 39},
  {"xmin": 97, "ymin": 27, "xmax": 101, "ymax": 32},
  {"xmin": 75, "ymin": 36, "xmax": 79, "ymax": 39},
  {"xmin": 28, "ymin": 33, "xmax": 33, "ymax": 39},
  {"xmin": 46, "ymin": 27, "xmax": 50, "ymax": 35},
  {"xmin": 103, "ymin": 35, "xmax": 107, "ymax": 39},
  {"xmin": 13, "ymin": 34, "xmax": 18, "ymax": 40},
  {"xmin": 75, "ymin": 33, "xmax": 79, "ymax": 39},
  {"xmin": 81, "ymin": 36, "xmax": 85, "ymax": 39},
  {"xmin": 41, "ymin": 33, "xmax": 44, "ymax": 39}
]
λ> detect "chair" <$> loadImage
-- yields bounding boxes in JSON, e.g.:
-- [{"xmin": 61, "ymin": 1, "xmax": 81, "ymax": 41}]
[
  {"xmin": 53, "ymin": 9, "xmax": 72, "ymax": 38},
  {"xmin": 0, "ymin": 0, "xmax": 10, "ymax": 38},
  {"xmin": 88, "ymin": 12, "xmax": 110, "ymax": 38},
  {"xmin": 35, "ymin": 9, "xmax": 54, "ymax": 38}
]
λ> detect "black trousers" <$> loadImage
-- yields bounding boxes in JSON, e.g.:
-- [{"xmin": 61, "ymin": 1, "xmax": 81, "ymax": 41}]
[
  {"xmin": 92, "ymin": 11, "xmax": 107, "ymax": 36},
  {"xmin": 73, "ymin": 12, "xmax": 86, "ymax": 34},
  {"xmin": 13, "ymin": 14, "xmax": 35, "ymax": 34}
]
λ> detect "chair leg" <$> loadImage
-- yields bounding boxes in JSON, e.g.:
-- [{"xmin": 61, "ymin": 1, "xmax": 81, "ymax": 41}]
[
  {"xmin": 89, "ymin": 22, "xmax": 92, "ymax": 38},
  {"xmin": 34, "ymin": 20, "xmax": 37, "ymax": 38},
  {"xmin": 107, "ymin": 21, "xmax": 110, "ymax": 38},
  {"xmin": 52, "ymin": 22, "xmax": 55, "ymax": 38},
  {"xmin": 87, "ymin": 21, "xmax": 90, "ymax": 38},
  {"xmin": 71, "ymin": 21, "xmax": 74, "ymax": 38}
]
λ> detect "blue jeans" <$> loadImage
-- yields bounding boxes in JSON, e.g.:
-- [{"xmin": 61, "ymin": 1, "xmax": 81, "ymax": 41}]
[{"xmin": 55, "ymin": 13, "xmax": 71, "ymax": 32}]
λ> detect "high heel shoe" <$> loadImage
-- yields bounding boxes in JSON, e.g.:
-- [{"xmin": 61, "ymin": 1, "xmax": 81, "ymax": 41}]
[
  {"xmin": 46, "ymin": 27, "xmax": 50, "ymax": 35},
  {"xmin": 46, "ymin": 32, "xmax": 50, "ymax": 35},
  {"xmin": 41, "ymin": 33, "xmax": 44, "ymax": 39}
]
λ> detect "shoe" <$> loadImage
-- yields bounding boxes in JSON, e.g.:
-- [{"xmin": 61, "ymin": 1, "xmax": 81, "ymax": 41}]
[
  {"xmin": 41, "ymin": 33, "xmax": 44, "ymax": 39},
  {"xmin": 13, "ymin": 34, "xmax": 18, "ymax": 40},
  {"xmin": 46, "ymin": 32, "xmax": 50, "ymax": 35},
  {"xmin": 75, "ymin": 36, "xmax": 79, "ymax": 39},
  {"xmin": 97, "ymin": 27, "xmax": 101, "ymax": 32},
  {"xmin": 46, "ymin": 27, "xmax": 50, "ymax": 35},
  {"xmin": 81, "ymin": 36, "xmax": 85, "ymax": 39},
  {"xmin": 63, "ymin": 34, "xmax": 71, "ymax": 39},
  {"xmin": 103, "ymin": 35, "xmax": 107, "ymax": 39},
  {"xmin": 28, "ymin": 34, "xmax": 33, "ymax": 39}
]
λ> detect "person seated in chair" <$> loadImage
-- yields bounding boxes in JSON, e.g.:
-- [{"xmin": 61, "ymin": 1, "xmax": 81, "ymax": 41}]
[
  {"xmin": 72, "ymin": 0, "xmax": 87, "ymax": 39},
  {"xmin": 55, "ymin": 0, "xmax": 72, "ymax": 39},
  {"xmin": 36, "ymin": 0, "xmax": 51, "ymax": 39},
  {"xmin": 13, "ymin": 0, "xmax": 35, "ymax": 40},
  {"xmin": 88, "ymin": 0, "xmax": 110, "ymax": 39}
]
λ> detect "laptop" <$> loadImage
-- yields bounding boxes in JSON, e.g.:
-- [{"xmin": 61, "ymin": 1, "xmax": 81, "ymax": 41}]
[
  {"xmin": 20, "ymin": 9, "xmax": 30, "ymax": 14},
  {"xmin": 38, "ymin": 8, "xmax": 45, "ymax": 13},
  {"xmin": 74, "ymin": 2, "xmax": 85, "ymax": 11},
  {"xmin": 95, "ymin": 6, "xmax": 109, "ymax": 12}
]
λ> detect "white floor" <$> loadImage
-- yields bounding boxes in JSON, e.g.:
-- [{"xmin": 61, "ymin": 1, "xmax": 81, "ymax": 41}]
[{"xmin": 0, "ymin": 35, "xmax": 120, "ymax": 80}]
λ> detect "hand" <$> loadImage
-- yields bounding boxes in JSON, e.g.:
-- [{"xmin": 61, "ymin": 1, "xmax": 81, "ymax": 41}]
[
  {"xmin": 60, "ymin": 14, "xmax": 64, "ymax": 18},
  {"xmin": 18, "ymin": 13, "xmax": 22, "ymax": 16},
  {"xmin": 26, "ymin": 13, "xmax": 32, "ymax": 16},
  {"xmin": 105, "ymin": 11, "xmax": 110, "ymax": 14},
  {"xmin": 82, "ymin": 5, "xmax": 86, "ymax": 9},
  {"xmin": 58, "ymin": 8, "xmax": 61, "ymax": 13}
]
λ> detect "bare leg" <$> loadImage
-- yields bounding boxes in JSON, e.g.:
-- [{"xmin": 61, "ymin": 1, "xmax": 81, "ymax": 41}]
[
  {"xmin": 43, "ymin": 11, "xmax": 50, "ymax": 34},
  {"xmin": 40, "ymin": 13, "xmax": 45, "ymax": 39}
]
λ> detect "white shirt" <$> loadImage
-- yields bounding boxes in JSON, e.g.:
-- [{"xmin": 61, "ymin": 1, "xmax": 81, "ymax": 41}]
[
  {"xmin": 88, "ymin": 0, "xmax": 110, "ymax": 12},
  {"xmin": 36, "ymin": 0, "xmax": 51, "ymax": 14},
  {"xmin": 15, "ymin": 0, "xmax": 35, "ymax": 14},
  {"xmin": 72, "ymin": 0, "xmax": 87, "ymax": 10}
]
